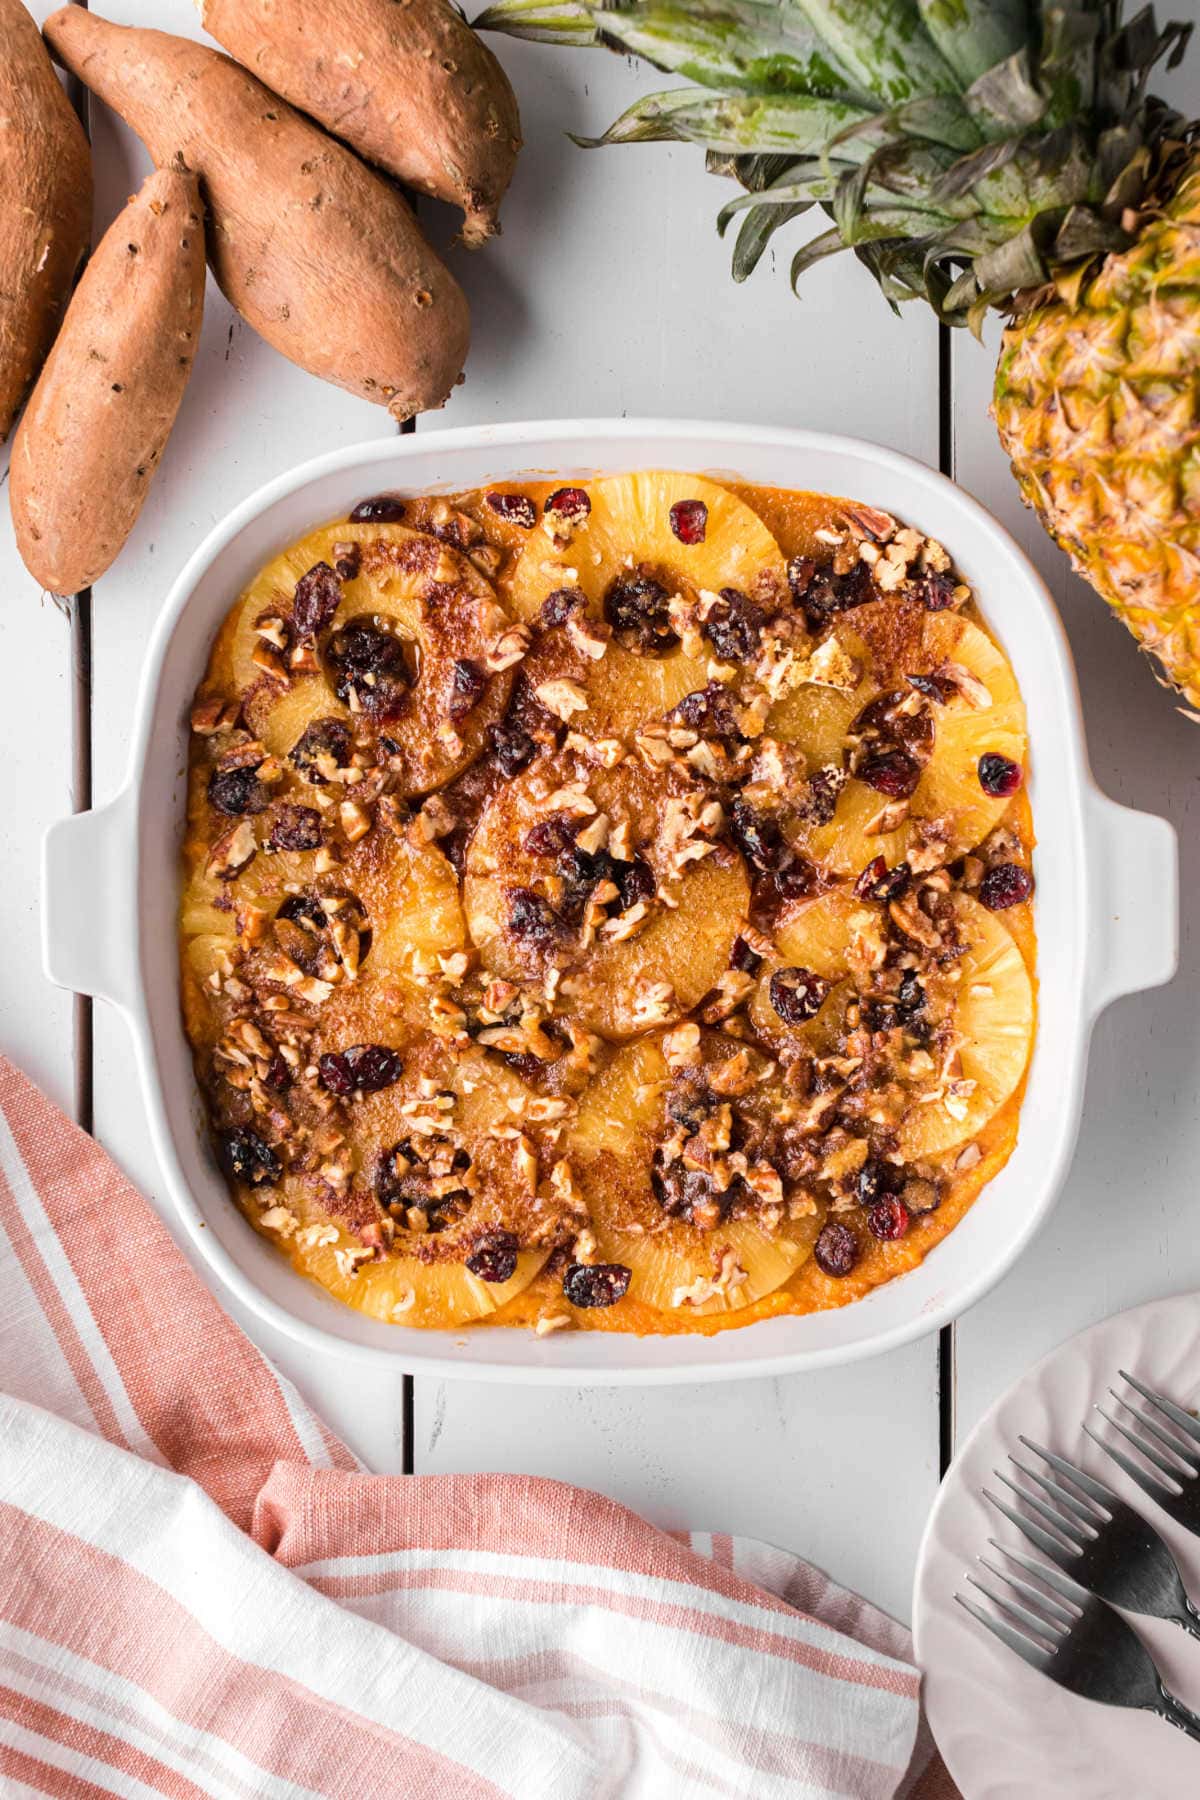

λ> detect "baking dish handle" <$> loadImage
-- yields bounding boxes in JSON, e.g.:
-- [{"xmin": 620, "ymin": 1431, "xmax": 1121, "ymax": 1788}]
[
  {"xmin": 1085, "ymin": 787, "xmax": 1178, "ymax": 1019},
  {"xmin": 41, "ymin": 792, "xmax": 139, "ymax": 1013}
]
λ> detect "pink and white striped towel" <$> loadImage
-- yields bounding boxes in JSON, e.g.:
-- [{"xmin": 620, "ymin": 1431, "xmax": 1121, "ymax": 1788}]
[{"xmin": 0, "ymin": 1056, "xmax": 955, "ymax": 1798}]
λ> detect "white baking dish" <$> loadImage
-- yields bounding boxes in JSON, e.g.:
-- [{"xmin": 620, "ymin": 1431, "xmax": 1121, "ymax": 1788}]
[{"xmin": 41, "ymin": 421, "xmax": 1178, "ymax": 1383}]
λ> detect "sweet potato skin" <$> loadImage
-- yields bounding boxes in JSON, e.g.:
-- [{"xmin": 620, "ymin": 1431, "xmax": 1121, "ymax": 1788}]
[
  {"xmin": 197, "ymin": 0, "xmax": 522, "ymax": 245},
  {"xmin": 44, "ymin": 8, "xmax": 470, "ymax": 418},
  {"xmin": 0, "ymin": 0, "xmax": 92, "ymax": 441},
  {"xmin": 10, "ymin": 167, "xmax": 205, "ymax": 593}
]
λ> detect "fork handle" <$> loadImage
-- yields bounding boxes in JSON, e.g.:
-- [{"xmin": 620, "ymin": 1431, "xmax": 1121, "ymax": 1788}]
[{"xmin": 1155, "ymin": 1683, "xmax": 1200, "ymax": 1745}]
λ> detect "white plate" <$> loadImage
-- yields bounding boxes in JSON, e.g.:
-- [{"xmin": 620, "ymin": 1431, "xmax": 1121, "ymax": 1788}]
[{"xmin": 914, "ymin": 1292, "xmax": 1200, "ymax": 1798}]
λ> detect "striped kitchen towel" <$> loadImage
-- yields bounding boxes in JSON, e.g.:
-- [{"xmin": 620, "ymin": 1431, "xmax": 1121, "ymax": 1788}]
[{"xmin": 0, "ymin": 1055, "xmax": 954, "ymax": 1799}]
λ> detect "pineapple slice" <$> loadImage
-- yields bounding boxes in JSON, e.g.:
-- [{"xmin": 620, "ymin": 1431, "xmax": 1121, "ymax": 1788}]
[
  {"xmin": 506, "ymin": 471, "xmax": 788, "ymax": 737},
  {"xmin": 181, "ymin": 827, "xmax": 463, "ymax": 999},
  {"xmin": 252, "ymin": 1047, "xmax": 549, "ymax": 1328},
  {"xmin": 219, "ymin": 520, "xmax": 515, "ymax": 796},
  {"xmin": 463, "ymin": 750, "xmax": 750, "ymax": 1038},
  {"xmin": 901, "ymin": 895, "xmax": 1034, "ymax": 1157},
  {"xmin": 508, "ymin": 470, "xmax": 788, "ymax": 622},
  {"xmin": 748, "ymin": 889, "xmax": 1034, "ymax": 1156},
  {"xmin": 517, "ymin": 629, "xmax": 712, "ymax": 744},
  {"xmin": 773, "ymin": 614, "xmax": 1027, "ymax": 874},
  {"xmin": 570, "ymin": 1034, "xmax": 822, "ymax": 1316}
]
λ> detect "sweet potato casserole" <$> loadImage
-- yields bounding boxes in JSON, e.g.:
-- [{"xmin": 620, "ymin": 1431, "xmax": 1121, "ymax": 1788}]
[{"xmin": 180, "ymin": 471, "xmax": 1035, "ymax": 1335}]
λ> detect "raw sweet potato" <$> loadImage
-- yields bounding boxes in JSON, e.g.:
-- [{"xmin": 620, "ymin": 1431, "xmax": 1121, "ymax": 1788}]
[
  {"xmin": 0, "ymin": 0, "xmax": 92, "ymax": 442},
  {"xmin": 44, "ymin": 7, "xmax": 470, "ymax": 419},
  {"xmin": 10, "ymin": 167, "xmax": 205, "ymax": 593},
  {"xmin": 197, "ymin": 0, "xmax": 522, "ymax": 245}
]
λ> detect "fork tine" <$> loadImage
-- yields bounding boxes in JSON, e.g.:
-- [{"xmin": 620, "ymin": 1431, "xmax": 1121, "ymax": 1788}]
[
  {"xmin": 978, "ymin": 1554, "xmax": 1078, "ymax": 1628},
  {"xmin": 1118, "ymin": 1371, "xmax": 1200, "ymax": 1450},
  {"xmin": 1018, "ymin": 1437, "xmax": 1118, "ymax": 1513},
  {"xmin": 1108, "ymin": 1390, "xmax": 1200, "ymax": 1472},
  {"xmin": 1084, "ymin": 1421, "xmax": 1178, "ymax": 1506},
  {"xmin": 955, "ymin": 1592, "xmax": 1052, "ymax": 1673},
  {"xmin": 993, "ymin": 1470, "xmax": 1085, "ymax": 1546},
  {"xmin": 987, "ymin": 1538, "xmax": 1090, "ymax": 1611},
  {"xmin": 984, "ymin": 1486, "xmax": 1081, "ymax": 1565},
  {"xmin": 1008, "ymin": 1454, "xmax": 1100, "ymax": 1531},
  {"xmin": 1094, "ymin": 1405, "xmax": 1188, "ymax": 1484},
  {"xmin": 966, "ymin": 1572, "xmax": 1061, "ymax": 1646}
]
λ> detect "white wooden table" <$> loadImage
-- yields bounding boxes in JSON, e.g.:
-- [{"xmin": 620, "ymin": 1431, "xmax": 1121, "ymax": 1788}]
[{"xmin": 3, "ymin": 0, "xmax": 1197, "ymax": 1635}]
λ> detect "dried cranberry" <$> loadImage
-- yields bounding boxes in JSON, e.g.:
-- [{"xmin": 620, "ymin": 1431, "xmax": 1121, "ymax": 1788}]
[
  {"xmin": 859, "ymin": 748, "xmax": 921, "ymax": 799},
  {"xmin": 730, "ymin": 935, "xmax": 763, "ymax": 975},
  {"xmin": 769, "ymin": 966, "xmax": 830, "ymax": 1025},
  {"xmin": 673, "ymin": 683, "xmax": 740, "ymax": 739},
  {"xmin": 802, "ymin": 766, "xmax": 846, "ymax": 826},
  {"xmin": 701, "ymin": 588, "xmax": 764, "ymax": 663},
  {"xmin": 292, "ymin": 562, "xmax": 342, "ymax": 639},
  {"xmin": 270, "ymin": 805, "xmax": 323, "ymax": 852},
  {"xmin": 276, "ymin": 893, "xmax": 327, "ymax": 929},
  {"xmin": 208, "ymin": 765, "xmax": 271, "ymax": 817},
  {"xmin": 913, "ymin": 568, "xmax": 958, "ymax": 611},
  {"xmin": 854, "ymin": 1159, "xmax": 889, "ymax": 1207},
  {"xmin": 730, "ymin": 799, "xmax": 789, "ymax": 873},
  {"xmin": 487, "ymin": 492, "xmax": 537, "ymax": 529},
  {"xmin": 545, "ymin": 486, "xmax": 590, "ymax": 522},
  {"xmin": 262, "ymin": 1053, "xmax": 291, "ymax": 1092},
  {"xmin": 563, "ymin": 1261, "xmax": 631, "ymax": 1308},
  {"xmin": 814, "ymin": 1221, "xmax": 859, "ymax": 1277},
  {"xmin": 349, "ymin": 494, "xmax": 406, "ymax": 523},
  {"xmin": 540, "ymin": 587, "xmax": 585, "ymax": 628},
  {"xmin": 896, "ymin": 972, "xmax": 926, "ymax": 1020},
  {"xmin": 522, "ymin": 814, "xmax": 580, "ymax": 859},
  {"xmin": 854, "ymin": 855, "xmax": 911, "ymax": 901},
  {"xmin": 326, "ymin": 617, "xmax": 413, "ymax": 719},
  {"xmin": 616, "ymin": 857, "xmax": 656, "ymax": 910},
  {"xmin": 603, "ymin": 571, "xmax": 675, "ymax": 654},
  {"xmin": 979, "ymin": 862, "xmax": 1033, "ymax": 910},
  {"xmin": 219, "ymin": 1127, "xmax": 280, "ymax": 1187},
  {"xmin": 334, "ymin": 542, "xmax": 362, "ymax": 580},
  {"xmin": 800, "ymin": 562, "xmax": 875, "ymax": 627},
  {"xmin": 978, "ymin": 753, "xmax": 1023, "ymax": 797},
  {"xmin": 786, "ymin": 555, "xmax": 816, "ymax": 600},
  {"xmin": 867, "ymin": 1196, "xmax": 911, "ymax": 1241},
  {"xmin": 449, "ymin": 658, "xmax": 486, "ymax": 721},
  {"xmin": 853, "ymin": 692, "xmax": 934, "ymax": 758},
  {"xmin": 290, "ymin": 717, "xmax": 353, "ymax": 784},
  {"xmin": 751, "ymin": 861, "xmax": 817, "ymax": 916},
  {"xmin": 488, "ymin": 721, "xmax": 537, "ymax": 777},
  {"xmin": 906, "ymin": 671, "xmax": 955, "ymax": 704},
  {"xmin": 506, "ymin": 886, "xmax": 563, "ymax": 946},
  {"xmin": 466, "ymin": 1229, "xmax": 520, "ymax": 1284},
  {"xmin": 318, "ymin": 1044, "xmax": 403, "ymax": 1096},
  {"xmin": 653, "ymin": 1159, "xmax": 725, "ymax": 1222},
  {"xmin": 669, "ymin": 499, "xmax": 707, "ymax": 545}
]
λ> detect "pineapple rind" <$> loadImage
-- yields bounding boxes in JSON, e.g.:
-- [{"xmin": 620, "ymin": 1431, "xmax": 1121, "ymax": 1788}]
[{"xmin": 994, "ymin": 160, "xmax": 1200, "ymax": 714}]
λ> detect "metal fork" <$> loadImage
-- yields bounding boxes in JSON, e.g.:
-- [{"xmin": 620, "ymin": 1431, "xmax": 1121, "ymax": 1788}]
[
  {"xmin": 957, "ymin": 1545, "xmax": 1200, "ymax": 1742},
  {"xmin": 984, "ymin": 1434, "xmax": 1200, "ymax": 1638},
  {"xmin": 1086, "ymin": 1370, "xmax": 1200, "ymax": 1536}
]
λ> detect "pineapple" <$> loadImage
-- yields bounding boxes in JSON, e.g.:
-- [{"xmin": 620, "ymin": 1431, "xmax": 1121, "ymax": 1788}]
[
  {"xmin": 771, "ymin": 611, "xmax": 1028, "ymax": 874},
  {"xmin": 254, "ymin": 1049, "xmax": 550, "ymax": 1328},
  {"xmin": 479, "ymin": 0, "xmax": 1200, "ymax": 711},
  {"xmin": 219, "ymin": 519, "xmax": 516, "ymax": 792},
  {"xmin": 570, "ymin": 1032, "xmax": 824, "ymax": 1314},
  {"xmin": 507, "ymin": 469, "xmax": 785, "ymax": 737},
  {"xmin": 463, "ymin": 747, "xmax": 750, "ymax": 1037},
  {"xmin": 747, "ymin": 888, "xmax": 1034, "ymax": 1154}
]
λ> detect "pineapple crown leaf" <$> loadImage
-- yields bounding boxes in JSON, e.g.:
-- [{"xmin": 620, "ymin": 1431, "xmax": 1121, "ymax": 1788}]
[{"xmin": 479, "ymin": 0, "xmax": 1197, "ymax": 321}]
